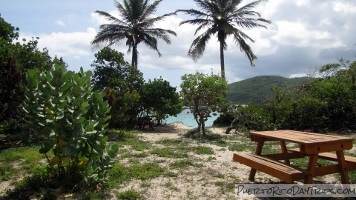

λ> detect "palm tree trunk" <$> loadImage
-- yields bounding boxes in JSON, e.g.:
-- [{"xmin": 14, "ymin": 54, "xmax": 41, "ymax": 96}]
[
  {"xmin": 219, "ymin": 40, "xmax": 225, "ymax": 79},
  {"xmin": 132, "ymin": 44, "xmax": 138, "ymax": 69}
]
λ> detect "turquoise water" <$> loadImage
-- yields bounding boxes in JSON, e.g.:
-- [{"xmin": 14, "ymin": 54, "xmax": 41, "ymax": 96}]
[{"xmin": 164, "ymin": 109, "xmax": 219, "ymax": 127}]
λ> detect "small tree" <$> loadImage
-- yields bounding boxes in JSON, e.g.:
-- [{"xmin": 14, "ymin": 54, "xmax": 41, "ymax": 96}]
[
  {"xmin": 22, "ymin": 64, "xmax": 118, "ymax": 189},
  {"xmin": 91, "ymin": 47, "xmax": 144, "ymax": 128},
  {"xmin": 141, "ymin": 78, "xmax": 183, "ymax": 125},
  {"xmin": 0, "ymin": 16, "xmax": 53, "ymax": 134},
  {"xmin": 180, "ymin": 72, "xmax": 228, "ymax": 135}
]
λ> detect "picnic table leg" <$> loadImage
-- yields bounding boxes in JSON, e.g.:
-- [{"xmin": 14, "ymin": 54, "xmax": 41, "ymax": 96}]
[
  {"xmin": 280, "ymin": 140, "xmax": 290, "ymax": 165},
  {"xmin": 249, "ymin": 140, "xmax": 264, "ymax": 181},
  {"xmin": 336, "ymin": 151, "xmax": 350, "ymax": 184},
  {"xmin": 304, "ymin": 154, "xmax": 318, "ymax": 184}
]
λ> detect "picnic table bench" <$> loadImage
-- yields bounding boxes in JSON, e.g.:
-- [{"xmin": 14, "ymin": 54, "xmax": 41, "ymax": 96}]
[{"xmin": 233, "ymin": 130, "xmax": 355, "ymax": 184}]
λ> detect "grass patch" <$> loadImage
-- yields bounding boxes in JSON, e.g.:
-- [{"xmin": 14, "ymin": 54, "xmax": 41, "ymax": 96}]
[
  {"xmin": 109, "ymin": 162, "xmax": 165, "ymax": 186},
  {"xmin": 149, "ymin": 147, "xmax": 188, "ymax": 158},
  {"xmin": 228, "ymin": 142, "xmax": 253, "ymax": 152},
  {"xmin": 183, "ymin": 129, "xmax": 224, "ymax": 142},
  {"xmin": 190, "ymin": 146, "xmax": 214, "ymax": 155},
  {"xmin": 0, "ymin": 146, "xmax": 47, "ymax": 180},
  {"xmin": 0, "ymin": 165, "xmax": 12, "ymax": 181},
  {"xmin": 128, "ymin": 162, "xmax": 165, "ymax": 180},
  {"xmin": 116, "ymin": 189, "xmax": 144, "ymax": 200},
  {"xmin": 0, "ymin": 146, "xmax": 44, "ymax": 162},
  {"xmin": 113, "ymin": 130, "xmax": 152, "ymax": 151},
  {"xmin": 170, "ymin": 159, "xmax": 203, "ymax": 169},
  {"xmin": 163, "ymin": 171, "xmax": 179, "ymax": 177},
  {"xmin": 157, "ymin": 139, "xmax": 188, "ymax": 146},
  {"xmin": 3, "ymin": 166, "xmax": 59, "ymax": 199}
]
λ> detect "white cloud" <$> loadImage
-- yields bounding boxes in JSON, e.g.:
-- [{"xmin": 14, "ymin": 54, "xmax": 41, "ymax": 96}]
[
  {"xmin": 289, "ymin": 73, "xmax": 308, "ymax": 78},
  {"xmin": 333, "ymin": 1, "xmax": 356, "ymax": 14},
  {"xmin": 296, "ymin": 0, "xmax": 310, "ymax": 7},
  {"xmin": 56, "ymin": 20, "xmax": 66, "ymax": 27},
  {"xmin": 22, "ymin": 28, "xmax": 97, "ymax": 62},
  {"xmin": 91, "ymin": 10, "xmax": 121, "ymax": 25},
  {"xmin": 272, "ymin": 20, "xmax": 344, "ymax": 49}
]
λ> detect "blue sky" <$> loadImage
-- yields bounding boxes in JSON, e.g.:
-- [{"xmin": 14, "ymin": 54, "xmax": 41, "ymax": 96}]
[{"xmin": 1, "ymin": 0, "xmax": 356, "ymax": 88}]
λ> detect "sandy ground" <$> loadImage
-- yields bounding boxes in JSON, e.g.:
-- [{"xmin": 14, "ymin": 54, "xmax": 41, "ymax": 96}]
[
  {"xmin": 112, "ymin": 122, "xmax": 343, "ymax": 199},
  {"xmin": 1, "ymin": 123, "xmax": 349, "ymax": 199}
]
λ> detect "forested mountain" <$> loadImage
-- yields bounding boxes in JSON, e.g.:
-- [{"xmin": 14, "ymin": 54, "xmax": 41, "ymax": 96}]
[{"xmin": 227, "ymin": 75, "xmax": 314, "ymax": 104}]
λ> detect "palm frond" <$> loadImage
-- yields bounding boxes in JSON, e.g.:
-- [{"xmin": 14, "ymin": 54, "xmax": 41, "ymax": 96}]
[
  {"xmin": 188, "ymin": 29, "xmax": 215, "ymax": 61},
  {"xmin": 233, "ymin": 32, "xmax": 256, "ymax": 66},
  {"xmin": 177, "ymin": 9, "xmax": 209, "ymax": 18},
  {"xmin": 140, "ymin": 0, "xmax": 162, "ymax": 21}
]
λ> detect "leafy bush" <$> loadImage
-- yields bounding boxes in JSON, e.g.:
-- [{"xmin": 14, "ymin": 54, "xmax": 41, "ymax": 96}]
[
  {"xmin": 180, "ymin": 72, "xmax": 228, "ymax": 135},
  {"xmin": 22, "ymin": 65, "xmax": 118, "ymax": 189},
  {"xmin": 91, "ymin": 47, "xmax": 144, "ymax": 128},
  {"xmin": 222, "ymin": 59, "xmax": 356, "ymax": 133}
]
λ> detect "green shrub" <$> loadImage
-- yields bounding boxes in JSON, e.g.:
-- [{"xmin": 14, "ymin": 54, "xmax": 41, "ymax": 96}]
[{"xmin": 22, "ymin": 65, "xmax": 118, "ymax": 189}]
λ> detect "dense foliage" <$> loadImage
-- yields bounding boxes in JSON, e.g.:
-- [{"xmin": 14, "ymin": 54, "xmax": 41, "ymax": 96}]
[
  {"xmin": 141, "ymin": 78, "xmax": 183, "ymax": 125},
  {"xmin": 181, "ymin": 72, "xmax": 227, "ymax": 135},
  {"xmin": 0, "ymin": 15, "xmax": 64, "ymax": 135},
  {"xmin": 91, "ymin": 47, "xmax": 144, "ymax": 128},
  {"xmin": 222, "ymin": 59, "xmax": 356, "ymax": 133},
  {"xmin": 91, "ymin": 47, "xmax": 182, "ymax": 128},
  {"xmin": 22, "ymin": 65, "xmax": 118, "ymax": 188}
]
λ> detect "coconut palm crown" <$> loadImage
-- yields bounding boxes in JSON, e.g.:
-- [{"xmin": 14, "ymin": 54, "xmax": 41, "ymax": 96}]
[
  {"xmin": 178, "ymin": 0, "xmax": 271, "ymax": 79},
  {"xmin": 92, "ymin": 0, "xmax": 177, "ymax": 69}
]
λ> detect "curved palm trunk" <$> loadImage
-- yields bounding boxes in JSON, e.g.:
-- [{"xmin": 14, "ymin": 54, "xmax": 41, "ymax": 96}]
[{"xmin": 219, "ymin": 40, "xmax": 226, "ymax": 79}]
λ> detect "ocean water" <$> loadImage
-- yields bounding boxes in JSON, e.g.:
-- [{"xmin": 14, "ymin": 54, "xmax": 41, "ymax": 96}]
[{"xmin": 163, "ymin": 109, "xmax": 219, "ymax": 127}]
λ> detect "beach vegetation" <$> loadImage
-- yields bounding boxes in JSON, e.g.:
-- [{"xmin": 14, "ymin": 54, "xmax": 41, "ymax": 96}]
[
  {"xmin": 22, "ymin": 64, "xmax": 118, "ymax": 190},
  {"xmin": 221, "ymin": 58, "xmax": 356, "ymax": 133},
  {"xmin": 91, "ymin": 47, "xmax": 144, "ymax": 129},
  {"xmin": 0, "ymin": 16, "xmax": 66, "ymax": 140},
  {"xmin": 180, "ymin": 72, "xmax": 228, "ymax": 135},
  {"xmin": 140, "ymin": 78, "xmax": 183, "ymax": 125}
]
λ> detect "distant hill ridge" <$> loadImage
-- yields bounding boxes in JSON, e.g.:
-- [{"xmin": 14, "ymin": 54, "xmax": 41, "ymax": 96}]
[{"xmin": 227, "ymin": 75, "xmax": 314, "ymax": 104}]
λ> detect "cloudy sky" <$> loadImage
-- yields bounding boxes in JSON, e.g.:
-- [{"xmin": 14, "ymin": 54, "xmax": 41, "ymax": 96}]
[{"xmin": 1, "ymin": 0, "xmax": 355, "ymax": 87}]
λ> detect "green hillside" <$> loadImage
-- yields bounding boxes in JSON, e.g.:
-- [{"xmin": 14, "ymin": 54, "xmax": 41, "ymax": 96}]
[{"xmin": 227, "ymin": 75, "xmax": 314, "ymax": 104}]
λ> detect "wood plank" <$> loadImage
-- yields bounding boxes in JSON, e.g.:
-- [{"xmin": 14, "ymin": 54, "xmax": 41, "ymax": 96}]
[
  {"xmin": 280, "ymin": 140, "xmax": 290, "ymax": 164},
  {"xmin": 250, "ymin": 130, "xmax": 353, "ymax": 147},
  {"xmin": 313, "ymin": 165, "xmax": 340, "ymax": 176},
  {"xmin": 336, "ymin": 151, "xmax": 350, "ymax": 184},
  {"xmin": 303, "ymin": 142, "xmax": 353, "ymax": 154},
  {"xmin": 263, "ymin": 152, "xmax": 305, "ymax": 160},
  {"xmin": 233, "ymin": 153, "xmax": 304, "ymax": 183},
  {"xmin": 304, "ymin": 154, "xmax": 318, "ymax": 183},
  {"xmin": 289, "ymin": 148, "xmax": 356, "ymax": 164},
  {"xmin": 249, "ymin": 140, "xmax": 264, "ymax": 181}
]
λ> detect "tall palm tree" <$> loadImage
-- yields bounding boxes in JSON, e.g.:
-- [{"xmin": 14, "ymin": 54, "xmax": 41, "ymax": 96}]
[
  {"xmin": 92, "ymin": 0, "xmax": 177, "ymax": 69},
  {"xmin": 178, "ymin": 0, "xmax": 271, "ymax": 79}
]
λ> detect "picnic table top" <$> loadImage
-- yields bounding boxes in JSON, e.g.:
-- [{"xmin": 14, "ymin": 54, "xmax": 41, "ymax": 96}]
[{"xmin": 250, "ymin": 130, "xmax": 353, "ymax": 145}]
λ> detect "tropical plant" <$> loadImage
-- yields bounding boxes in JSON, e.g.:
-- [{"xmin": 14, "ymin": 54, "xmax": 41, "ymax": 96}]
[
  {"xmin": 22, "ymin": 65, "xmax": 118, "ymax": 189},
  {"xmin": 178, "ymin": 0, "xmax": 270, "ymax": 79},
  {"xmin": 91, "ymin": 47, "xmax": 144, "ymax": 128},
  {"xmin": 140, "ymin": 78, "xmax": 183, "ymax": 124},
  {"xmin": 0, "ymin": 15, "xmax": 55, "ymax": 135},
  {"xmin": 180, "ymin": 72, "xmax": 227, "ymax": 135},
  {"xmin": 91, "ymin": 0, "xmax": 177, "ymax": 68}
]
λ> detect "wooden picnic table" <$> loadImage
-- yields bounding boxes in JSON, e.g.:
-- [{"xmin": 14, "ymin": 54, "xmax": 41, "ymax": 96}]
[{"xmin": 233, "ymin": 130, "xmax": 355, "ymax": 184}]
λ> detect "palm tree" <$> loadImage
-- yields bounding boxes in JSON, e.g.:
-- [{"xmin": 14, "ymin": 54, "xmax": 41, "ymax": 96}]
[
  {"xmin": 178, "ymin": 0, "xmax": 271, "ymax": 79},
  {"xmin": 92, "ymin": 0, "xmax": 177, "ymax": 69}
]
